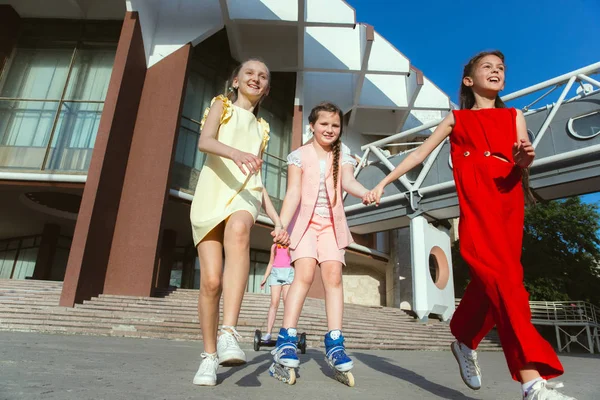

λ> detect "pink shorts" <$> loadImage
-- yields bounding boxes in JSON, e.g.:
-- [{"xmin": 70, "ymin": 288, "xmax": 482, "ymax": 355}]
[{"xmin": 291, "ymin": 214, "xmax": 345, "ymax": 265}]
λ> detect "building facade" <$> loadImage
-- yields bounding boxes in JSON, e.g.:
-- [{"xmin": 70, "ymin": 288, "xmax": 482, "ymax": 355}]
[{"xmin": 0, "ymin": 0, "xmax": 452, "ymax": 309}]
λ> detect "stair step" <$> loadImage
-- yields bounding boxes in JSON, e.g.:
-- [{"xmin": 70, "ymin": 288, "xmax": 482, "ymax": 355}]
[{"xmin": 0, "ymin": 279, "xmax": 502, "ymax": 351}]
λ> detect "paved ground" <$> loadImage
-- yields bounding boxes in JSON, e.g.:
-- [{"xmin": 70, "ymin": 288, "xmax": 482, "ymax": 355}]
[{"xmin": 0, "ymin": 332, "xmax": 597, "ymax": 400}]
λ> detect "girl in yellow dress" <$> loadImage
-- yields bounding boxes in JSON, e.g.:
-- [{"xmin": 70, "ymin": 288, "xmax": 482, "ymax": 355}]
[{"xmin": 191, "ymin": 58, "xmax": 289, "ymax": 386}]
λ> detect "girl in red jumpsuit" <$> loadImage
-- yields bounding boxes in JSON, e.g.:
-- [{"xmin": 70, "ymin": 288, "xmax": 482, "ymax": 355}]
[{"xmin": 370, "ymin": 51, "xmax": 574, "ymax": 400}]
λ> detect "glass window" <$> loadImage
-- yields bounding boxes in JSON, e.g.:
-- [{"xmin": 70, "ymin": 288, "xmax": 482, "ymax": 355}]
[
  {"xmin": 172, "ymin": 61, "xmax": 226, "ymax": 192},
  {"xmin": 0, "ymin": 21, "xmax": 118, "ymax": 172},
  {"xmin": 0, "ymin": 47, "xmax": 72, "ymax": 99},
  {"xmin": 247, "ymin": 249, "xmax": 271, "ymax": 294},
  {"xmin": 64, "ymin": 48, "xmax": 115, "ymax": 101},
  {"xmin": 568, "ymin": 111, "xmax": 600, "ymax": 140},
  {"xmin": 258, "ymin": 105, "xmax": 292, "ymax": 210},
  {"xmin": 12, "ymin": 247, "xmax": 38, "ymax": 280},
  {"xmin": 0, "ymin": 234, "xmax": 71, "ymax": 281},
  {"xmin": 0, "ymin": 251, "xmax": 17, "ymax": 279},
  {"xmin": 169, "ymin": 268, "xmax": 183, "ymax": 288}
]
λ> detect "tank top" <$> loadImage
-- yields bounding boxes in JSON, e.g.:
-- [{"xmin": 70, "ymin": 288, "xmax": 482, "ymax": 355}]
[{"xmin": 273, "ymin": 247, "xmax": 291, "ymax": 268}]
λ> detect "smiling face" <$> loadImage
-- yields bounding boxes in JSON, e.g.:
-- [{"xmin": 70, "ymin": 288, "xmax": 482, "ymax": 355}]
[
  {"xmin": 463, "ymin": 54, "xmax": 505, "ymax": 95},
  {"xmin": 310, "ymin": 111, "xmax": 341, "ymax": 149},
  {"xmin": 232, "ymin": 60, "xmax": 270, "ymax": 102}
]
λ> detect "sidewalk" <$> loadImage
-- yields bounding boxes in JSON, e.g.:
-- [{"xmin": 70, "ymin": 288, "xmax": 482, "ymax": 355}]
[{"xmin": 0, "ymin": 332, "xmax": 596, "ymax": 400}]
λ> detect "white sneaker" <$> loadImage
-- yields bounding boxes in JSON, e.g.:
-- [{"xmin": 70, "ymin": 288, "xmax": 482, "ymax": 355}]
[
  {"xmin": 525, "ymin": 380, "xmax": 576, "ymax": 400},
  {"xmin": 451, "ymin": 341, "xmax": 481, "ymax": 390},
  {"xmin": 192, "ymin": 352, "xmax": 218, "ymax": 386},
  {"xmin": 217, "ymin": 326, "xmax": 246, "ymax": 366},
  {"xmin": 261, "ymin": 333, "xmax": 271, "ymax": 341}
]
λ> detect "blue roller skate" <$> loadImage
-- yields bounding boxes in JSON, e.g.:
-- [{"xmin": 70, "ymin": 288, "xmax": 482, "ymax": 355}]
[
  {"xmin": 269, "ymin": 327, "xmax": 299, "ymax": 384},
  {"xmin": 324, "ymin": 330, "xmax": 355, "ymax": 387}
]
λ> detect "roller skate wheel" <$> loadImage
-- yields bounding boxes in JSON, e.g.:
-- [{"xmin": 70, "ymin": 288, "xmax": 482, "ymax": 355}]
[
  {"xmin": 333, "ymin": 370, "xmax": 355, "ymax": 387},
  {"xmin": 345, "ymin": 371, "xmax": 355, "ymax": 387},
  {"xmin": 286, "ymin": 368, "xmax": 296, "ymax": 385}
]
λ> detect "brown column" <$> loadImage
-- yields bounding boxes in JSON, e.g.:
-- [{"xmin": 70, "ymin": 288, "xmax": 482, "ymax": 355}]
[
  {"xmin": 291, "ymin": 104, "xmax": 303, "ymax": 150},
  {"xmin": 33, "ymin": 224, "xmax": 60, "ymax": 280},
  {"xmin": 155, "ymin": 229, "xmax": 177, "ymax": 289},
  {"xmin": 60, "ymin": 12, "xmax": 147, "ymax": 307},
  {"xmin": 0, "ymin": 5, "xmax": 20, "ymax": 72},
  {"xmin": 103, "ymin": 44, "xmax": 192, "ymax": 297}
]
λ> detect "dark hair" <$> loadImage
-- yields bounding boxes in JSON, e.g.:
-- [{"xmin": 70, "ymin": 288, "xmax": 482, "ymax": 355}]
[
  {"xmin": 308, "ymin": 102, "xmax": 344, "ymax": 206},
  {"xmin": 225, "ymin": 57, "xmax": 271, "ymax": 117},
  {"xmin": 460, "ymin": 50, "xmax": 535, "ymax": 204},
  {"xmin": 459, "ymin": 50, "xmax": 506, "ymax": 110}
]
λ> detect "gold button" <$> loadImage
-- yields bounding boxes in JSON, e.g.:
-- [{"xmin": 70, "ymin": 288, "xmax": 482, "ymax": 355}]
[
  {"xmin": 463, "ymin": 151, "xmax": 470, "ymax": 157},
  {"xmin": 484, "ymin": 151, "xmax": 491, "ymax": 157}
]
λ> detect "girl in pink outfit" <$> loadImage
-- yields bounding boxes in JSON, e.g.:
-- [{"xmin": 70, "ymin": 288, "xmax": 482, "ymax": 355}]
[
  {"xmin": 260, "ymin": 243, "xmax": 294, "ymax": 341},
  {"xmin": 269, "ymin": 102, "xmax": 374, "ymax": 386}
]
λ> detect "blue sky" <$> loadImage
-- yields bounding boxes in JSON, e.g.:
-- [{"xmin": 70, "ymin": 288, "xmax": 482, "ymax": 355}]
[
  {"xmin": 581, "ymin": 192, "xmax": 600, "ymax": 206},
  {"xmin": 346, "ymin": 0, "xmax": 600, "ymax": 108},
  {"xmin": 347, "ymin": 0, "xmax": 600, "ymax": 206}
]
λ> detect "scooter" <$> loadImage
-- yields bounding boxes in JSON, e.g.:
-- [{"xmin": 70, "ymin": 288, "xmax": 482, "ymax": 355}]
[{"xmin": 253, "ymin": 329, "xmax": 307, "ymax": 354}]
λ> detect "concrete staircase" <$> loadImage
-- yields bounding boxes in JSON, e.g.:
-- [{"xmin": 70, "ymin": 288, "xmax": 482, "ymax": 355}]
[{"xmin": 0, "ymin": 279, "xmax": 501, "ymax": 351}]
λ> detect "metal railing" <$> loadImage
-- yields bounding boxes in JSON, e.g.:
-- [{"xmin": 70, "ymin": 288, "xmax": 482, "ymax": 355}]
[
  {"xmin": 453, "ymin": 299, "xmax": 600, "ymax": 353},
  {"xmin": 529, "ymin": 301, "xmax": 600, "ymax": 354},
  {"xmin": 346, "ymin": 61, "xmax": 600, "ymax": 214},
  {"xmin": 530, "ymin": 301, "xmax": 600, "ymax": 325}
]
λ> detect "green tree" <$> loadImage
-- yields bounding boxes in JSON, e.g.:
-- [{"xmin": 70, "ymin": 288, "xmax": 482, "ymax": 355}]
[
  {"xmin": 452, "ymin": 197, "xmax": 600, "ymax": 305},
  {"xmin": 522, "ymin": 197, "xmax": 600, "ymax": 304}
]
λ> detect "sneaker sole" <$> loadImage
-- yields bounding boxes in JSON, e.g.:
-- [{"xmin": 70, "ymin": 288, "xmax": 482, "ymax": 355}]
[
  {"xmin": 451, "ymin": 342, "xmax": 480, "ymax": 391},
  {"xmin": 219, "ymin": 357, "xmax": 246, "ymax": 367},
  {"xmin": 218, "ymin": 349, "xmax": 246, "ymax": 366},
  {"xmin": 193, "ymin": 378, "xmax": 217, "ymax": 386}
]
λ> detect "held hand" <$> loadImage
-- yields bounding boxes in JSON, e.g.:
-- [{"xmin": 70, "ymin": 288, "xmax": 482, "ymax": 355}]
[
  {"xmin": 372, "ymin": 184, "xmax": 385, "ymax": 206},
  {"xmin": 231, "ymin": 150, "xmax": 263, "ymax": 175},
  {"xmin": 271, "ymin": 227, "xmax": 290, "ymax": 246},
  {"xmin": 512, "ymin": 139, "xmax": 535, "ymax": 168},
  {"xmin": 361, "ymin": 191, "xmax": 375, "ymax": 206}
]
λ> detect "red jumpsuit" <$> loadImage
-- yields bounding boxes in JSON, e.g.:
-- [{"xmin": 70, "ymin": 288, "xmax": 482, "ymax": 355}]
[{"xmin": 449, "ymin": 108, "xmax": 564, "ymax": 381}]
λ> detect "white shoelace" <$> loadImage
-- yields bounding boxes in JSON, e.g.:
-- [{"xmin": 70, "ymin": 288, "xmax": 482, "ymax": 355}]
[
  {"xmin": 221, "ymin": 326, "xmax": 242, "ymax": 347},
  {"xmin": 460, "ymin": 347, "xmax": 481, "ymax": 378},
  {"xmin": 527, "ymin": 380, "xmax": 574, "ymax": 400},
  {"xmin": 198, "ymin": 352, "xmax": 218, "ymax": 374},
  {"xmin": 545, "ymin": 382, "xmax": 564, "ymax": 390}
]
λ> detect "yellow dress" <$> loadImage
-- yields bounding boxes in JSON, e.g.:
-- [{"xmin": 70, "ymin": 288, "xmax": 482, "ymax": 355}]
[{"xmin": 190, "ymin": 95, "xmax": 270, "ymax": 246}]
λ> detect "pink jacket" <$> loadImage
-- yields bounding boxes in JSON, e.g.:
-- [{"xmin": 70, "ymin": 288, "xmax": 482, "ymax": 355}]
[{"xmin": 288, "ymin": 144, "xmax": 354, "ymax": 250}]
